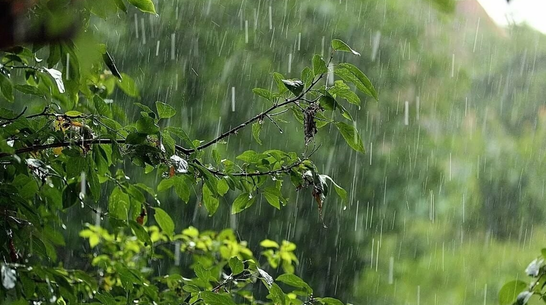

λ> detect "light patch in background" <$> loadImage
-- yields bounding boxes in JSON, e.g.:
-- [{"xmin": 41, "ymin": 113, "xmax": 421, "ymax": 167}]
[{"xmin": 478, "ymin": 0, "xmax": 546, "ymax": 33}]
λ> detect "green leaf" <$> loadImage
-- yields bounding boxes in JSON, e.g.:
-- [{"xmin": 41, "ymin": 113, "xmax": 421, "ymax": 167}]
[
  {"xmin": 301, "ymin": 67, "xmax": 314, "ymax": 87},
  {"xmin": 44, "ymin": 68, "xmax": 65, "ymax": 93},
  {"xmin": 162, "ymin": 131, "xmax": 176, "ymax": 156},
  {"xmin": 166, "ymin": 126, "xmax": 194, "ymax": 148},
  {"xmin": 260, "ymin": 239, "xmax": 279, "ymax": 248},
  {"xmin": 203, "ymin": 184, "xmax": 219, "ymax": 216},
  {"xmin": 62, "ymin": 183, "xmax": 79, "ymax": 209},
  {"xmin": 47, "ymin": 44, "xmax": 62, "ymax": 67},
  {"xmin": 157, "ymin": 177, "xmax": 176, "ymax": 192},
  {"xmin": 174, "ymin": 176, "xmax": 191, "ymax": 203},
  {"xmin": 273, "ymin": 72, "xmax": 288, "ymax": 93},
  {"xmin": 129, "ymin": 220, "xmax": 152, "ymax": 245},
  {"xmin": 312, "ymin": 54, "xmax": 328, "ymax": 76},
  {"xmin": 319, "ymin": 93, "xmax": 353, "ymax": 121},
  {"xmin": 154, "ymin": 208, "xmax": 175, "ymax": 238},
  {"xmin": 0, "ymin": 136, "xmax": 14, "ymax": 154},
  {"xmin": 95, "ymin": 292, "xmax": 117, "ymax": 304},
  {"xmin": 319, "ymin": 175, "xmax": 348, "ymax": 202},
  {"xmin": 281, "ymin": 79, "xmax": 304, "ymax": 96},
  {"xmin": 14, "ymin": 84, "xmax": 42, "ymax": 96},
  {"xmin": 253, "ymin": 88, "xmax": 274, "ymax": 101},
  {"xmin": 263, "ymin": 187, "xmax": 282, "ymax": 209},
  {"xmin": 0, "ymin": 74, "xmax": 14, "ymax": 102},
  {"xmin": 267, "ymin": 283, "xmax": 286, "ymax": 305},
  {"xmin": 316, "ymin": 297, "xmax": 345, "ymax": 305},
  {"xmin": 156, "ymin": 101, "xmax": 176, "ymax": 119},
  {"xmin": 194, "ymin": 263, "xmax": 212, "ymax": 282},
  {"xmin": 498, "ymin": 280, "xmax": 527, "ymax": 305},
  {"xmin": 334, "ymin": 122, "xmax": 365, "ymax": 153},
  {"xmin": 118, "ymin": 73, "xmax": 139, "ymax": 97},
  {"xmin": 109, "ymin": 186, "xmax": 130, "ymax": 220},
  {"xmin": 231, "ymin": 193, "xmax": 256, "ymax": 214},
  {"xmin": 113, "ymin": 0, "xmax": 127, "ymax": 12},
  {"xmin": 65, "ymin": 110, "xmax": 83, "ymax": 117},
  {"xmin": 127, "ymin": 0, "xmax": 156, "ymax": 14},
  {"xmin": 194, "ymin": 164, "xmax": 218, "ymax": 195},
  {"xmin": 276, "ymin": 274, "xmax": 313, "ymax": 294},
  {"xmin": 229, "ymin": 256, "xmax": 244, "ymax": 275},
  {"xmin": 237, "ymin": 150, "xmax": 259, "ymax": 163},
  {"xmin": 217, "ymin": 178, "xmax": 230, "ymax": 196},
  {"xmin": 200, "ymin": 291, "xmax": 236, "ymax": 305},
  {"xmin": 136, "ymin": 115, "xmax": 159, "ymax": 134},
  {"xmin": 337, "ymin": 63, "xmax": 377, "ymax": 100},
  {"xmin": 94, "ymin": 95, "xmax": 112, "ymax": 117},
  {"xmin": 329, "ymin": 80, "xmax": 361, "ymax": 107},
  {"xmin": 331, "ymin": 39, "xmax": 361, "ymax": 56},
  {"xmin": 252, "ymin": 122, "xmax": 263, "ymax": 145}
]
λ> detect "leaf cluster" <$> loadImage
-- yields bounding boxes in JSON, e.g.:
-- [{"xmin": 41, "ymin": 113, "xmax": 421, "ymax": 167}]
[{"xmin": 0, "ymin": 1, "xmax": 377, "ymax": 304}]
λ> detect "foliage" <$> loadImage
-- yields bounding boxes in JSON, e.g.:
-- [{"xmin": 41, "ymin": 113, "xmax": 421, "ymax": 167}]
[
  {"xmin": 0, "ymin": 0, "xmax": 377, "ymax": 304},
  {"xmin": 500, "ymin": 247, "xmax": 546, "ymax": 305}
]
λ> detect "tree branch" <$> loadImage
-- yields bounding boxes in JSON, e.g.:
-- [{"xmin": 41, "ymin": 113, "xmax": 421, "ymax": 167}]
[
  {"xmin": 186, "ymin": 74, "xmax": 324, "ymax": 153},
  {"xmin": 194, "ymin": 157, "xmax": 306, "ymax": 177},
  {"xmin": 0, "ymin": 138, "xmax": 127, "ymax": 158}
]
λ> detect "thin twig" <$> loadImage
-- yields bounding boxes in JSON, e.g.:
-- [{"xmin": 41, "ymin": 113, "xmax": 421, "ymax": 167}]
[
  {"xmin": 0, "ymin": 138, "xmax": 126, "ymax": 158},
  {"xmin": 0, "ymin": 106, "xmax": 26, "ymax": 121},
  {"xmin": 26, "ymin": 106, "xmax": 52, "ymax": 119},
  {"xmin": 187, "ymin": 74, "xmax": 324, "ymax": 153},
  {"xmin": 265, "ymin": 114, "xmax": 283, "ymax": 133},
  {"xmin": 194, "ymin": 157, "xmax": 306, "ymax": 177}
]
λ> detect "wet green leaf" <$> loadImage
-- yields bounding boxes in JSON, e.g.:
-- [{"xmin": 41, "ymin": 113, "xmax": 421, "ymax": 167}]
[
  {"xmin": 200, "ymin": 291, "xmax": 236, "ymax": 305},
  {"xmin": 301, "ymin": 66, "xmax": 314, "ymax": 87},
  {"xmin": 313, "ymin": 54, "xmax": 328, "ymax": 76},
  {"xmin": 203, "ymin": 184, "xmax": 219, "ymax": 215},
  {"xmin": 253, "ymin": 88, "xmax": 274, "ymax": 101},
  {"xmin": 118, "ymin": 73, "xmax": 139, "ymax": 97},
  {"xmin": 62, "ymin": 183, "xmax": 79, "ymax": 209},
  {"xmin": 316, "ymin": 297, "xmax": 345, "ymax": 305},
  {"xmin": 174, "ymin": 176, "xmax": 191, "ymax": 203},
  {"xmin": 334, "ymin": 122, "xmax": 365, "ymax": 153},
  {"xmin": 229, "ymin": 256, "xmax": 244, "ymax": 275},
  {"xmin": 266, "ymin": 283, "xmax": 286, "ymax": 305},
  {"xmin": 260, "ymin": 239, "xmax": 279, "ymax": 248},
  {"xmin": 48, "ymin": 44, "xmax": 62, "ymax": 67},
  {"xmin": 281, "ymin": 79, "xmax": 304, "ymax": 96},
  {"xmin": 499, "ymin": 280, "xmax": 527, "ymax": 305},
  {"xmin": 217, "ymin": 178, "xmax": 230, "ymax": 196},
  {"xmin": 276, "ymin": 274, "xmax": 313, "ymax": 294},
  {"xmin": 156, "ymin": 101, "xmax": 176, "ymax": 119},
  {"xmin": 128, "ymin": 0, "xmax": 156, "ymax": 14},
  {"xmin": 231, "ymin": 193, "xmax": 256, "ymax": 214},
  {"xmin": 109, "ymin": 187, "xmax": 130, "ymax": 220},
  {"xmin": 136, "ymin": 115, "xmax": 159, "ymax": 134},
  {"xmin": 331, "ymin": 39, "xmax": 361, "ymax": 56},
  {"xmin": 263, "ymin": 187, "xmax": 282, "ymax": 209},
  {"xmin": 129, "ymin": 220, "xmax": 152, "ymax": 245},
  {"xmin": 329, "ymin": 80, "xmax": 361, "ymax": 106},
  {"xmin": 154, "ymin": 208, "xmax": 175, "ymax": 237},
  {"xmin": 319, "ymin": 175, "xmax": 348, "ymax": 202},
  {"xmin": 252, "ymin": 122, "xmax": 263, "ymax": 145},
  {"xmin": 336, "ymin": 63, "xmax": 377, "ymax": 100},
  {"xmin": 0, "ymin": 74, "xmax": 14, "ymax": 102},
  {"xmin": 273, "ymin": 72, "xmax": 288, "ymax": 93},
  {"xmin": 157, "ymin": 178, "xmax": 176, "ymax": 192}
]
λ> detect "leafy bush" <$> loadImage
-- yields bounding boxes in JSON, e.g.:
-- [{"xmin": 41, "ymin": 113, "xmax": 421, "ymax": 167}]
[{"xmin": 0, "ymin": 0, "xmax": 376, "ymax": 304}]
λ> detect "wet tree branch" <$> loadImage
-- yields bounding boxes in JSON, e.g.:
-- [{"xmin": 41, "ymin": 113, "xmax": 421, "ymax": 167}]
[{"xmin": 185, "ymin": 74, "xmax": 324, "ymax": 154}]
